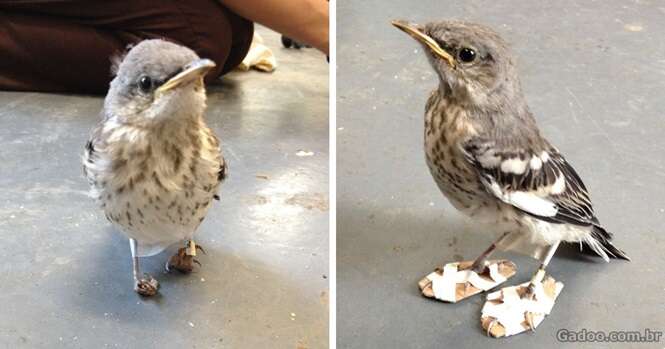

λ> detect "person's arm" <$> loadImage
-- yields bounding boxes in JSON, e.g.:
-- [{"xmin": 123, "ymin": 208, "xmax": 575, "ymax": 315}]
[{"xmin": 219, "ymin": 0, "xmax": 329, "ymax": 55}]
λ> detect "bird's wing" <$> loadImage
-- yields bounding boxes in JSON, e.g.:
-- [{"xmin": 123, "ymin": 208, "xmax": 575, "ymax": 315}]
[
  {"xmin": 205, "ymin": 129, "xmax": 226, "ymax": 201},
  {"xmin": 212, "ymin": 159, "xmax": 226, "ymax": 201},
  {"xmin": 82, "ymin": 124, "xmax": 104, "ymax": 182},
  {"xmin": 462, "ymin": 139, "xmax": 597, "ymax": 226},
  {"xmin": 218, "ymin": 156, "xmax": 227, "ymax": 183}
]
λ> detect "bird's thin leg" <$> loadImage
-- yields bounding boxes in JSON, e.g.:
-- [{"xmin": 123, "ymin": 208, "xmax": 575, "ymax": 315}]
[
  {"xmin": 130, "ymin": 238, "xmax": 140, "ymax": 284},
  {"xmin": 525, "ymin": 240, "xmax": 560, "ymax": 298},
  {"xmin": 519, "ymin": 240, "xmax": 560, "ymax": 331},
  {"xmin": 130, "ymin": 238, "xmax": 159, "ymax": 296},
  {"xmin": 187, "ymin": 240, "xmax": 197, "ymax": 256},
  {"xmin": 187, "ymin": 240, "xmax": 202, "ymax": 267},
  {"xmin": 469, "ymin": 231, "xmax": 511, "ymax": 273}
]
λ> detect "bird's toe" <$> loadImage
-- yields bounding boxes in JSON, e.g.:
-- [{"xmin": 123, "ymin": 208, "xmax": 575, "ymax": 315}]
[{"xmin": 135, "ymin": 274, "xmax": 159, "ymax": 296}]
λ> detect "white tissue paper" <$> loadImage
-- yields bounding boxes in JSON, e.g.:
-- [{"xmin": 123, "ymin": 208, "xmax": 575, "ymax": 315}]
[
  {"xmin": 481, "ymin": 276, "xmax": 564, "ymax": 337},
  {"xmin": 418, "ymin": 260, "xmax": 517, "ymax": 303}
]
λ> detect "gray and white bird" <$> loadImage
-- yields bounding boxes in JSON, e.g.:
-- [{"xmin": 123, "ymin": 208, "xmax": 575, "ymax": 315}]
[
  {"xmin": 83, "ymin": 39, "xmax": 226, "ymax": 296},
  {"xmin": 392, "ymin": 20, "xmax": 628, "ymax": 299}
]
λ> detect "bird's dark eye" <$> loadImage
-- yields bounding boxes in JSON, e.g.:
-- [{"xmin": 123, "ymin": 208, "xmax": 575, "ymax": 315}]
[
  {"xmin": 138, "ymin": 76, "xmax": 153, "ymax": 92},
  {"xmin": 458, "ymin": 47, "xmax": 476, "ymax": 63}
]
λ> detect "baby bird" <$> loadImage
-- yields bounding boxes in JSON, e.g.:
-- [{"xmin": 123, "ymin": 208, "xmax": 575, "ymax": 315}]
[
  {"xmin": 392, "ymin": 20, "xmax": 628, "ymax": 304},
  {"xmin": 83, "ymin": 39, "xmax": 226, "ymax": 296}
]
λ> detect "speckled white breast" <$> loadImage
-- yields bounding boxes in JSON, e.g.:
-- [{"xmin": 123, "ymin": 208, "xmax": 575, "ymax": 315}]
[
  {"xmin": 423, "ymin": 91, "xmax": 495, "ymax": 216},
  {"xmin": 84, "ymin": 119, "xmax": 222, "ymax": 256}
]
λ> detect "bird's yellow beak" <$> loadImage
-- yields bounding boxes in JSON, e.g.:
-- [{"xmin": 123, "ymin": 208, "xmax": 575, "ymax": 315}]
[
  {"xmin": 155, "ymin": 58, "xmax": 216, "ymax": 95},
  {"xmin": 391, "ymin": 20, "xmax": 456, "ymax": 69}
]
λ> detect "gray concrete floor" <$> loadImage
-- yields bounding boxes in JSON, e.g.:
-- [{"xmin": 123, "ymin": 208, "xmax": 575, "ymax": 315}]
[
  {"xmin": 338, "ymin": 1, "xmax": 665, "ymax": 348},
  {"xmin": 0, "ymin": 27, "xmax": 328, "ymax": 348}
]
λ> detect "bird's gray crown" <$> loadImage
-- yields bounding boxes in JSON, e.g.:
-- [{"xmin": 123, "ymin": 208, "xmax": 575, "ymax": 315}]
[
  {"xmin": 104, "ymin": 39, "xmax": 209, "ymax": 124},
  {"xmin": 113, "ymin": 39, "xmax": 200, "ymax": 89},
  {"xmin": 422, "ymin": 20, "xmax": 509, "ymax": 62},
  {"xmin": 409, "ymin": 21, "xmax": 526, "ymax": 121}
]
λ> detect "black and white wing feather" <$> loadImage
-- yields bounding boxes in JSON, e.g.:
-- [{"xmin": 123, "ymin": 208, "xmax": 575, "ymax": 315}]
[
  {"xmin": 462, "ymin": 140, "xmax": 595, "ymax": 226},
  {"xmin": 462, "ymin": 138, "xmax": 629, "ymax": 260}
]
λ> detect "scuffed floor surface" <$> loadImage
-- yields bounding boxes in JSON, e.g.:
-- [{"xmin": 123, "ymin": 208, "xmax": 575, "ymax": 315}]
[
  {"xmin": 337, "ymin": 1, "xmax": 665, "ymax": 348},
  {"xmin": 0, "ymin": 27, "xmax": 328, "ymax": 348}
]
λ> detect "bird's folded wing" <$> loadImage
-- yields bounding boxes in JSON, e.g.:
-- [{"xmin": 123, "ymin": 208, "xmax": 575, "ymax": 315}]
[
  {"xmin": 218, "ymin": 158, "xmax": 228, "ymax": 183},
  {"xmin": 461, "ymin": 139, "xmax": 597, "ymax": 227}
]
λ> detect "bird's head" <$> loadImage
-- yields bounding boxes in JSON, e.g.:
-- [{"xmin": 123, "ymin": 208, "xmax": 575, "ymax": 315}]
[
  {"xmin": 392, "ymin": 20, "xmax": 522, "ymax": 108},
  {"xmin": 104, "ymin": 39, "xmax": 216, "ymax": 125}
]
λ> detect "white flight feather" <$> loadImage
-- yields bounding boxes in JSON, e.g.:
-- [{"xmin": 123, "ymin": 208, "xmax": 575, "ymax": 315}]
[{"xmin": 484, "ymin": 177, "xmax": 558, "ymax": 217}]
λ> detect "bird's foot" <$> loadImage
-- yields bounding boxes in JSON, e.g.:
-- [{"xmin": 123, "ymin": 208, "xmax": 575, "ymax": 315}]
[
  {"xmin": 134, "ymin": 274, "xmax": 159, "ymax": 297},
  {"xmin": 166, "ymin": 243, "xmax": 205, "ymax": 273},
  {"xmin": 480, "ymin": 276, "xmax": 564, "ymax": 338},
  {"xmin": 418, "ymin": 259, "xmax": 516, "ymax": 303}
]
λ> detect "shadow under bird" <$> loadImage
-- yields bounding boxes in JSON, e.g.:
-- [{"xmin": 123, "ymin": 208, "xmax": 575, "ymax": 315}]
[
  {"xmin": 392, "ymin": 19, "xmax": 629, "ymax": 335},
  {"xmin": 83, "ymin": 39, "xmax": 227, "ymax": 296}
]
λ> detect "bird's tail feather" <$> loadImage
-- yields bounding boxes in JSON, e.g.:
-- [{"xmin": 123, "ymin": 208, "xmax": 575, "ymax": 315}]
[{"xmin": 580, "ymin": 226, "xmax": 630, "ymax": 262}]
